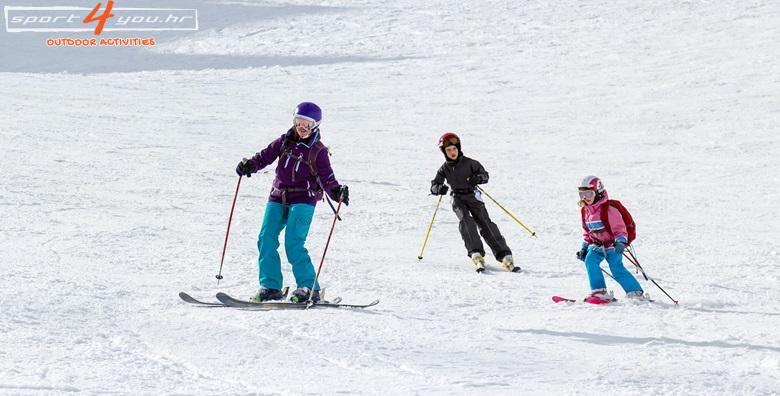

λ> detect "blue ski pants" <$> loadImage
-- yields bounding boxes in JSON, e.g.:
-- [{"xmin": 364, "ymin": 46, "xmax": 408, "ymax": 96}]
[
  {"xmin": 257, "ymin": 202, "xmax": 320, "ymax": 291},
  {"xmin": 584, "ymin": 246, "xmax": 643, "ymax": 293}
]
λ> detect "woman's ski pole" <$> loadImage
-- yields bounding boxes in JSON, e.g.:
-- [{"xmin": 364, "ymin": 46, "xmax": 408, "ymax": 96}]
[
  {"xmin": 418, "ymin": 195, "xmax": 444, "ymax": 260},
  {"xmin": 476, "ymin": 186, "xmax": 536, "ymax": 237},
  {"xmin": 308, "ymin": 192, "xmax": 346, "ymax": 305},
  {"xmin": 216, "ymin": 175, "xmax": 243, "ymax": 283}
]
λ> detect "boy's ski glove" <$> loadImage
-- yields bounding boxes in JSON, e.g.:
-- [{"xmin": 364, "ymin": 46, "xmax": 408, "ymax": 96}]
[
  {"xmin": 430, "ymin": 184, "xmax": 449, "ymax": 196},
  {"xmin": 467, "ymin": 174, "xmax": 487, "ymax": 187}
]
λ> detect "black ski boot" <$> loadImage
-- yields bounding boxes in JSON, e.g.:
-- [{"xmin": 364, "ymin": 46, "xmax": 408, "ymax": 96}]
[
  {"xmin": 290, "ymin": 287, "xmax": 320, "ymax": 303},
  {"xmin": 250, "ymin": 288, "xmax": 284, "ymax": 302}
]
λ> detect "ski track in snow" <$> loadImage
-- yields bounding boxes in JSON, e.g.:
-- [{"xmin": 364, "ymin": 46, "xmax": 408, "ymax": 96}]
[{"xmin": 1, "ymin": 0, "xmax": 779, "ymax": 394}]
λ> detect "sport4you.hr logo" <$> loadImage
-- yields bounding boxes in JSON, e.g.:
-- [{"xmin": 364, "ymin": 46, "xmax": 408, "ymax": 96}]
[{"xmin": 4, "ymin": 1, "xmax": 199, "ymax": 47}]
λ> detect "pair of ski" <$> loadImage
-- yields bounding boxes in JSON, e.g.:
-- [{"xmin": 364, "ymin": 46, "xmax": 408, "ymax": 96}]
[
  {"xmin": 552, "ymin": 295, "xmax": 655, "ymax": 304},
  {"xmin": 552, "ymin": 295, "xmax": 617, "ymax": 305},
  {"xmin": 475, "ymin": 266, "xmax": 522, "ymax": 273},
  {"xmin": 179, "ymin": 288, "xmax": 379, "ymax": 310},
  {"xmin": 473, "ymin": 261, "xmax": 522, "ymax": 273}
]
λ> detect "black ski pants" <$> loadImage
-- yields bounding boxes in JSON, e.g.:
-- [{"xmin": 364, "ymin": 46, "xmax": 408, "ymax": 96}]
[{"xmin": 451, "ymin": 193, "xmax": 511, "ymax": 261}]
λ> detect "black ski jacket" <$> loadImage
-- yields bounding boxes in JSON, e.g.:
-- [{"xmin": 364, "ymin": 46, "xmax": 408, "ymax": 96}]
[{"xmin": 431, "ymin": 155, "xmax": 489, "ymax": 195}]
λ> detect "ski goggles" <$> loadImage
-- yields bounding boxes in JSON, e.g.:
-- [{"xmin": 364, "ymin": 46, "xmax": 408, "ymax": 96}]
[
  {"xmin": 439, "ymin": 136, "xmax": 460, "ymax": 148},
  {"xmin": 578, "ymin": 189, "xmax": 596, "ymax": 199},
  {"xmin": 293, "ymin": 116, "xmax": 316, "ymax": 132}
]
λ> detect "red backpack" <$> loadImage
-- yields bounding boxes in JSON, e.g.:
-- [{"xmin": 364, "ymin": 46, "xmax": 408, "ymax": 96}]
[{"xmin": 580, "ymin": 199, "xmax": 636, "ymax": 245}]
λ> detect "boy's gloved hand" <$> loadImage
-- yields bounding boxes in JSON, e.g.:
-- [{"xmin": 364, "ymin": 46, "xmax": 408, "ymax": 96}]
[
  {"xmin": 467, "ymin": 174, "xmax": 487, "ymax": 187},
  {"xmin": 430, "ymin": 184, "xmax": 449, "ymax": 195}
]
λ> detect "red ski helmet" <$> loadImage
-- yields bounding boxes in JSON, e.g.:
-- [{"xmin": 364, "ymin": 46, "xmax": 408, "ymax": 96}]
[{"xmin": 438, "ymin": 132, "xmax": 461, "ymax": 151}]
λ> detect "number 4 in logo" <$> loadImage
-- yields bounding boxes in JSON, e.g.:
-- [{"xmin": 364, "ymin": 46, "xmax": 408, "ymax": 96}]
[{"xmin": 83, "ymin": 1, "xmax": 115, "ymax": 35}]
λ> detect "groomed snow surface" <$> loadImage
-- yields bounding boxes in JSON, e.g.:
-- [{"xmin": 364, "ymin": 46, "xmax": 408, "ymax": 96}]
[{"xmin": 1, "ymin": 0, "xmax": 779, "ymax": 394}]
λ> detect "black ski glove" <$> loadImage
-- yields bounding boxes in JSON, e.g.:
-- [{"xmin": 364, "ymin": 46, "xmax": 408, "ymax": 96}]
[
  {"xmin": 235, "ymin": 158, "xmax": 255, "ymax": 177},
  {"xmin": 330, "ymin": 185, "xmax": 349, "ymax": 205},
  {"xmin": 576, "ymin": 244, "xmax": 588, "ymax": 262},
  {"xmin": 467, "ymin": 174, "xmax": 487, "ymax": 187},
  {"xmin": 430, "ymin": 184, "xmax": 449, "ymax": 195}
]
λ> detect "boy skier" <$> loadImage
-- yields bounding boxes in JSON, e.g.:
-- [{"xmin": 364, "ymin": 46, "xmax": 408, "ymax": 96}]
[
  {"xmin": 235, "ymin": 102, "xmax": 349, "ymax": 303},
  {"xmin": 429, "ymin": 132, "xmax": 519, "ymax": 273},
  {"xmin": 576, "ymin": 176, "xmax": 645, "ymax": 302}
]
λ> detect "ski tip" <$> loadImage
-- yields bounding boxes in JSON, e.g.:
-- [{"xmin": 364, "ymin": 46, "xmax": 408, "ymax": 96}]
[
  {"xmin": 552, "ymin": 296, "xmax": 576, "ymax": 303},
  {"xmin": 179, "ymin": 292, "xmax": 226, "ymax": 307},
  {"xmin": 354, "ymin": 299, "xmax": 380, "ymax": 308},
  {"xmin": 178, "ymin": 292, "xmax": 190, "ymax": 303},
  {"xmin": 215, "ymin": 292, "xmax": 232, "ymax": 303},
  {"xmin": 179, "ymin": 291, "xmax": 197, "ymax": 303}
]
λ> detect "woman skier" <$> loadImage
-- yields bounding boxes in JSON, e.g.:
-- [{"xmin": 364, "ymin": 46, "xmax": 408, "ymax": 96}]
[{"xmin": 235, "ymin": 102, "xmax": 349, "ymax": 303}]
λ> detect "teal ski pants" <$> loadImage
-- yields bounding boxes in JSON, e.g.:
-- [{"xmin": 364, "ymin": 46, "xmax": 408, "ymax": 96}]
[
  {"xmin": 257, "ymin": 201, "xmax": 320, "ymax": 291},
  {"xmin": 584, "ymin": 246, "xmax": 642, "ymax": 293}
]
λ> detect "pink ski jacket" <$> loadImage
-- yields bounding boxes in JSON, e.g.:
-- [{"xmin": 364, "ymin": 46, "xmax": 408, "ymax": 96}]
[{"xmin": 581, "ymin": 191, "xmax": 628, "ymax": 247}]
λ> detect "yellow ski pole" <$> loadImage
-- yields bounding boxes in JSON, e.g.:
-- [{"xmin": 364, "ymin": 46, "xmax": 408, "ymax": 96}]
[
  {"xmin": 476, "ymin": 186, "xmax": 537, "ymax": 237},
  {"xmin": 418, "ymin": 195, "xmax": 444, "ymax": 260}
]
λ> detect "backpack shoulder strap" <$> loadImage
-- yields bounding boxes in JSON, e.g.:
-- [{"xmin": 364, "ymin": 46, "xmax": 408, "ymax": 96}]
[
  {"xmin": 305, "ymin": 141, "xmax": 328, "ymax": 193},
  {"xmin": 306, "ymin": 141, "xmax": 327, "ymax": 175},
  {"xmin": 278, "ymin": 135, "xmax": 296, "ymax": 162},
  {"xmin": 601, "ymin": 200, "xmax": 613, "ymax": 235}
]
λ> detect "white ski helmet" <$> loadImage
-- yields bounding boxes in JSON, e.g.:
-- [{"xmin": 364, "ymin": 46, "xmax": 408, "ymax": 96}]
[{"xmin": 579, "ymin": 175, "xmax": 604, "ymax": 193}]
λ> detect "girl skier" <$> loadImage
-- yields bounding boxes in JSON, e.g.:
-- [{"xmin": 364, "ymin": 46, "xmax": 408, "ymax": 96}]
[
  {"xmin": 235, "ymin": 102, "xmax": 349, "ymax": 303},
  {"xmin": 576, "ymin": 176, "xmax": 645, "ymax": 302},
  {"xmin": 429, "ymin": 132, "xmax": 519, "ymax": 273}
]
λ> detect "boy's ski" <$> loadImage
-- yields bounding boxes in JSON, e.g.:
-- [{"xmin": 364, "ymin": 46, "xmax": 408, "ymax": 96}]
[
  {"xmin": 215, "ymin": 292, "xmax": 378, "ymax": 310},
  {"xmin": 179, "ymin": 287, "xmax": 291, "ymax": 307},
  {"xmin": 474, "ymin": 266, "xmax": 522, "ymax": 273},
  {"xmin": 470, "ymin": 256, "xmax": 521, "ymax": 273}
]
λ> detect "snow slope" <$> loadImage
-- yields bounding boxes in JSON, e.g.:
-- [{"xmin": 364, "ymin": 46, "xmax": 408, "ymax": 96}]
[{"xmin": 1, "ymin": 0, "xmax": 779, "ymax": 394}]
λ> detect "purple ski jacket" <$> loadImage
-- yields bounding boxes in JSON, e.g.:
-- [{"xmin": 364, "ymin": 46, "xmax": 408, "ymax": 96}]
[{"xmin": 247, "ymin": 128, "xmax": 339, "ymax": 206}]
